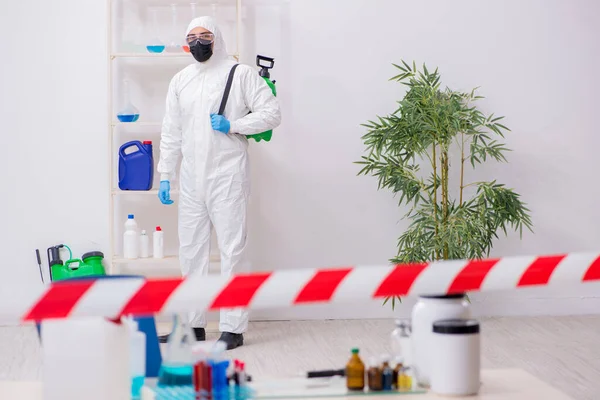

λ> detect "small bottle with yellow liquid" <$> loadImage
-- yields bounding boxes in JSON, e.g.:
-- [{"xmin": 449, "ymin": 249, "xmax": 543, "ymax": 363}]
[
  {"xmin": 346, "ymin": 348, "xmax": 365, "ymax": 391},
  {"xmin": 397, "ymin": 366, "xmax": 414, "ymax": 391}
]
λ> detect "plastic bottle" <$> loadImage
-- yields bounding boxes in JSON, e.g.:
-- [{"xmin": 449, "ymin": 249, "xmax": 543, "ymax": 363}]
[
  {"xmin": 127, "ymin": 318, "xmax": 146, "ymax": 399},
  {"xmin": 153, "ymin": 226, "xmax": 164, "ymax": 259},
  {"xmin": 247, "ymin": 55, "xmax": 277, "ymax": 143},
  {"xmin": 367, "ymin": 357, "xmax": 382, "ymax": 392},
  {"xmin": 118, "ymin": 140, "xmax": 154, "ymax": 191},
  {"xmin": 238, "ymin": 361, "xmax": 247, "ymax": 388},
  {"xmin": 124, "ymin": 215, "xmax": 139, "ymax": 259},
  {"xmin": 210, "ymin": 341, "xmax": 230, "ymax": 396},
  {"xmin": 139, "ymin": 230, "xmax": 150, "ymax": 258},
  {"xmin": 381, "ymin": 355, "xmax": 394, "ymax": 391},
  {"xmin": 345, "ymin": 348, "xmax": 365, "ymax": 391}
]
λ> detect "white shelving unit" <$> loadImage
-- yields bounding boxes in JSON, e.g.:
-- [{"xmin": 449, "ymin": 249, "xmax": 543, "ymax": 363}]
[{"xmin": 108, "ymin": 0, "xmax": 242, "ymax": 275}]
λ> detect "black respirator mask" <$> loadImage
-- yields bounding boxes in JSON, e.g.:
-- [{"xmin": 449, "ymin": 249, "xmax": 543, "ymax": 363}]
[{"xmin": 190, "ymin": 40, "xmax": 213, "ymax": 63}]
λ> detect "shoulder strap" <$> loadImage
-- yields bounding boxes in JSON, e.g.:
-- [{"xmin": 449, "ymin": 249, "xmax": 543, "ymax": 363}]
[{"xmin": 218, "ymin": 64, "xmax": 240, "ymax": 116}]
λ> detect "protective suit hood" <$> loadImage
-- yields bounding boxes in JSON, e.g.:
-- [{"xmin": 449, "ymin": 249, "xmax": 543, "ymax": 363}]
[{"xmin": 186, "ymin": 16, "xmax": 228, "ymax": 60}]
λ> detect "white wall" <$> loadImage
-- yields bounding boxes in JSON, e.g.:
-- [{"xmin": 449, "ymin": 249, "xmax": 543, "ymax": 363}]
[
  {"xmin": 1, "ymin": 0, "xmax": 599, "ymax": 320},
  {"xmin": 0, "ymin": 1, "xmax": 109, "ymax": 287}
]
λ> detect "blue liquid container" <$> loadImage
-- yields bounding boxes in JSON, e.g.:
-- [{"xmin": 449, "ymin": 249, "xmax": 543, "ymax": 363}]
[
  {"xmin": 131, "ymin": 375, "xmax": 144, "ymax": 399},
  {"xmin": 117, "ymin": 114, "xmax": 140, "ymax": 123},
  {"xmin": 118, "ymin": 140, "xmax": 154, "ymax": 191},
  {"xmin": 211, "ymin": 359, "xmax": 230, "ymax": 396},
  {"xmin": 147, "ymin": 45, "xmax": 165, "ymax": 53},
  {"xmin": 157, "ymin": 364, "xmax": 193, "ymax": 387}
]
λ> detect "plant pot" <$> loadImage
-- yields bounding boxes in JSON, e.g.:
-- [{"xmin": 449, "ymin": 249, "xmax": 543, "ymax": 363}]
[{"xmin": 411, "ymin": 294, "xmax": 471, "ymax": 387}]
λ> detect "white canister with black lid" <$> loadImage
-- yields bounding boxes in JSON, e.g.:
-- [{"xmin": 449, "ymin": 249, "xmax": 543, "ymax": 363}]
[
  {"xmin": 411, "ymin": 294, "xmax": 471, "ymax": 386},
  {"xmin": 430, "ymin": 319, "xmax": 480, "ymax": 396}
]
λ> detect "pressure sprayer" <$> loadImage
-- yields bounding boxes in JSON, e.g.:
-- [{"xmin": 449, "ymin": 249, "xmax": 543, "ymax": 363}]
[
  {"xmin": 47, "ymin": 244, "xmax": 106, "ymax": 281},
  {"xmin": 246, "ymin": 55, "xmax": 277, "ymax": 143}
]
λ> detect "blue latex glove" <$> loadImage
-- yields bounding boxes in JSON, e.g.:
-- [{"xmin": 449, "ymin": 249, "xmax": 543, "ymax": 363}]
[
  {"xmin": 158, "ymin": 180, "xmax": 174, "ymax": 205},
  {"xmin": 210, "ymin": 114, "xmax": 231, "ymax": 134}
]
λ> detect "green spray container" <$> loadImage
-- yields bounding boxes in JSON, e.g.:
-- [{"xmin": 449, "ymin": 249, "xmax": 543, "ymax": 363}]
[
  {"xmin": 247, "ymin": 55, "xmax": 277, "ymax": 143},
  {"xmin": 49, "ymin": 246, "xmax": 107, "ymax": 282}
]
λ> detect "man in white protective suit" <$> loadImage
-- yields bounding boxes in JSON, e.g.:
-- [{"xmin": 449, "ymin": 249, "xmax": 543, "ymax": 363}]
[{"xmin": 156, "ymin": 16, "xmax": 281, "ymax": 349}]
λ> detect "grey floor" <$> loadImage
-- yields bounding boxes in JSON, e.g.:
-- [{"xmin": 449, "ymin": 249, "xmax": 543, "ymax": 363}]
[{"xmin": 1, "ymin": 317, "xmax": 599, "ymax": 400}]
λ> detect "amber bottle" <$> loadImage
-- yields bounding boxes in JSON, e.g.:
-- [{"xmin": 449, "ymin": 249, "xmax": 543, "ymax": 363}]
[
  {"xmin": 367, "ymin": 357, "xmax": 383, "ymax": 391},
  {"xmin": 346, "ymin": 348, "xmax": 365, "ymax": 391},
  {"xmin": 392, "ymin": 357, "xmax": 403, "ymax": 389}
]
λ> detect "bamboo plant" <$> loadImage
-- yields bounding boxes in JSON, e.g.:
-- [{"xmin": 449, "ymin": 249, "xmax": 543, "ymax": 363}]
[{"xmin": 357, "ymin": 61, "xmax": 533, "ymax": 307}]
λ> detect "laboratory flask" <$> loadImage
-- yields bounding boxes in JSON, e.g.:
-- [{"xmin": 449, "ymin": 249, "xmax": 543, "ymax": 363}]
[
  {"xmin": 116, "ymin": 79, "xmax": 140, "ymax": 123},
  {"xmin": 146, "ymin": 8, "xmax": 165, "ymax": 53},
  {"xmin": 166, "ymin": 4, "xmax": 183, "ymax": 53},
  {"xmin": 158, "ymin": 315, "xmax": 196, "ymax": 387},
  {"xmin": 182, "ymin": 2, "xmax": 197, "ymax": 53}
]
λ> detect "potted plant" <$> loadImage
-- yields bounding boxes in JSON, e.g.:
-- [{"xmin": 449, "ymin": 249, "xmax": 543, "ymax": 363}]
[{"xmin": 357, "ymin": 61, "xmax": 533, "ymax": 308}]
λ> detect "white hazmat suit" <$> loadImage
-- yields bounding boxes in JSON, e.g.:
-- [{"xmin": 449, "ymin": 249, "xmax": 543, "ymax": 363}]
[{"xmin": 157, "ymin": 17, "xmax": 281, "ymax": 333}]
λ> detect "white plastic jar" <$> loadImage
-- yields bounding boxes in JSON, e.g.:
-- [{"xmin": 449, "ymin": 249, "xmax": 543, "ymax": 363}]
[
  {"xmin": 411, "ymin": 294, "xmax": 470, "ymax": 387},
  {"xmin": 430, "ymin": 319, "xmax": 481, "ymax": 396}
]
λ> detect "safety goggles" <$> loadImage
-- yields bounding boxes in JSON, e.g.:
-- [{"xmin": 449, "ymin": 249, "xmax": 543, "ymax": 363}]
[{"xmin": 186, "ymin": 32, "xmax": 215, "ymax": 45}]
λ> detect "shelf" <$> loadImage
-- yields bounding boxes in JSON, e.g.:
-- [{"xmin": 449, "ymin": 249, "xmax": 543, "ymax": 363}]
[
  {"xmin": 112, "ymin": 255, "xmax": 221, "ymax": 276},
  {"xmin": 112, "ymin": 254, "xmax": 221, "ymax": 265},
  {"xmin": 124, "ymin": 0, "xmax": 239, "ymax": 6},
  {"xmin": 111, "ymin": 189, "xmax": 180, "ymax": 196},
  {"xmin": 109, "ymin": 0, "xmax": 242, "ymax": 275},
  {"xmin": 112, "ymin": 52, "xmax": 190, "ymax": 59},
  {"xmin": 112, "ymin": 121, "xmax": 162, "ymax": 127},
  {"xmin": 111, "ymin": 52, "xmax": 239, "ymax": 59}
]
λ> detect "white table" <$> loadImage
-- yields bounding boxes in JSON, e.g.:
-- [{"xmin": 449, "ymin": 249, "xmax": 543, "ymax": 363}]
[{"xmin": 0, "ymin": 369, "xmax": 574, "ymax": 399}]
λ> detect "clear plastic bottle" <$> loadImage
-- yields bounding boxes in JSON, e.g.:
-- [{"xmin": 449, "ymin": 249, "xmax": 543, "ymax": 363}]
[
  {"xmin": 126, "ymin": 318, "xmax": 146, "ymax": 399},
  {"xmin": 153, "ymin": 226, "xmax": 164, "ymax": 259},
  {"xmin": 139, "ymin": 230, "xmax": 150, "ymax": 258},
  {"xmin": 124, "ymin": 214, "xmax": 139, "ymax": 259}
]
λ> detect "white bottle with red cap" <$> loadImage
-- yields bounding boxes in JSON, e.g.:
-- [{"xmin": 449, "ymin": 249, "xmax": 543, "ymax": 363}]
[{"xmin": 153, "ymin": 226, "xmax": 164, "ymax": 259}]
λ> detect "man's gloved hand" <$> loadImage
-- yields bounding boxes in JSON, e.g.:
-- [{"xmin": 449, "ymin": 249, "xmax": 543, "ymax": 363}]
[
  {"xmin": 210, "ymin": 114, "xmax": 231, "ymax": 134},
  {"xmin": 158, "ymin": 180, "xmax": 174, "ymax": 205}
]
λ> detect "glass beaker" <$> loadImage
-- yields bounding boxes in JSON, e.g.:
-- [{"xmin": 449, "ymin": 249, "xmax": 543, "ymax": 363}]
[
  {"xmin": 157, "ymin": 314, "xmax": 196, "ymax": 387},
  {"xmin": 117, "ymin": 79, "xmax": 140, "ymax": 123},
  {"xmin": 182, "ymin": 2, "xmax": 198, "ymax": 53},
  {"xmin": 146, "ymin": 8, "xmax": 165, "ymax": 53},
  {"xmin": 166, "ymin": 4, "xmax": 183, "ymax": 53}
]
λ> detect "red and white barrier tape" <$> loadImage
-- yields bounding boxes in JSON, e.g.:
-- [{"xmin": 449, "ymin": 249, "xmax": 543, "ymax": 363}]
[{"xmin": 2, "ymin": 252, "xmax": 600, "ymax": 323}]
